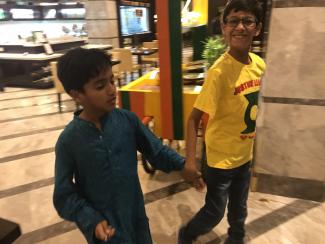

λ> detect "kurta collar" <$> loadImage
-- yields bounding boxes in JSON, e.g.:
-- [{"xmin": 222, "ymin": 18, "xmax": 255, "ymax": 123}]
[{"xmin": 73, "ymin": 109, "xmax": 114, "ymax": 129}]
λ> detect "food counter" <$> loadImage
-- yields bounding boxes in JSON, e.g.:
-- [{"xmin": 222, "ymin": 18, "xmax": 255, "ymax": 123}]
[
  {"xmin": 0, "ymin": 43, "xmax": 113, "ymax": 89},
  {"xmin": 0, "ymin": 38, "xmax": 87, "ymax": 54}
]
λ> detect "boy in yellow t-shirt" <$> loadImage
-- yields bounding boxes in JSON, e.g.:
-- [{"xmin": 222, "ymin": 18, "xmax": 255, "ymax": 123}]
[{"xmin": 179, "ymin": 0, "xmax": 265, "ymax": 243}]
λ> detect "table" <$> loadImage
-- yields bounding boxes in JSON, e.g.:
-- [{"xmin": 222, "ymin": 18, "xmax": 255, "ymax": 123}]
[
  {"xmin": 130, "ymin": 48, "xmax": 158, "ymax": 76},
  {"xmin": 183, "ymin": 64, "xmax": 206, "ymax": 73},
  {"xmin": 80, "ymin": 44, "xmax": 113, "ymax": 51},
  {"xmin": 0, "ymin": 53, "xmax": 62, "ymax": 89},
  {"xmin": 185, "ymin": 59, "xmax": 205, "ymax": 66},
  {"xmin": 0, "ymin": 38, "xmax": 86, "ymax": 54},
  {"xmin": 0, "ymin": 53, "xmax": 62, "ymax": 61},
  {"xmin": 183, "ymin": 72, "xmax": 205, "ymax": 85}
]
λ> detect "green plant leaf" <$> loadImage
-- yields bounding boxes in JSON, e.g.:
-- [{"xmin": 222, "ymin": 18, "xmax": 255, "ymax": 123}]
[{"xmin": 202, "ymin": 35, "xmax": 227, "ymax": 67}]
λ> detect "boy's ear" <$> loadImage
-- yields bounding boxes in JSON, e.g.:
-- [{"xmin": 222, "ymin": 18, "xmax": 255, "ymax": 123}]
[
  {"xmin": 254, "ymin": 23, "xmax": 262, "ymax": 36},
  {"xmin": 69, "ymin": 89, "xmax": 83, "ymax": 104}
]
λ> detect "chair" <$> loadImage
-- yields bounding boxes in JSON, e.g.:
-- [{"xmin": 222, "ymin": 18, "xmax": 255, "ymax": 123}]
[
  {"xmin": 142, "ymin": 41, "xmax": 159, "ymax": 67},
  {"xmin": 50, "ymin": 61, "xmax": 65, "ymax": 113},
  {"xmin": 110, "ymin": 48, "xmax": 142, "ymax": 87}
]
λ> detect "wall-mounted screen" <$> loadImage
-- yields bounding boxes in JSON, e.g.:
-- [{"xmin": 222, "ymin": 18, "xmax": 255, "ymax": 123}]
[{"xmin": 120, "ymin": 6, "xmax": 149, "ymax": 36}]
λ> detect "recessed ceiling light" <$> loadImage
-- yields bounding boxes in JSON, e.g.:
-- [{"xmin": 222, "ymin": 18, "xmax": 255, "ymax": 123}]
[{"xmin": 39, "ymin": 3, "xmax": 59, "ymax": 6}]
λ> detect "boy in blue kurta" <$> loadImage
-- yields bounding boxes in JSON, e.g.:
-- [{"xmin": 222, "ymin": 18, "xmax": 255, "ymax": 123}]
[{"xmin": 53, "ymin": 48, "xmax": 185, "ymax": 243}]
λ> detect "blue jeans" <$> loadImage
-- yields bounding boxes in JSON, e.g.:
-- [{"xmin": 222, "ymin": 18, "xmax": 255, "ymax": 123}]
[{"xmin": 182, "ymin": 161, "xmax": 251, "ymax": 241}]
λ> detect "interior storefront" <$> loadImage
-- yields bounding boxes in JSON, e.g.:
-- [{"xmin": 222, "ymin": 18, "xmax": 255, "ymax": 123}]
[{"xmin": 1, "ymin": 0, "xmax": 324, "ymax": 243}]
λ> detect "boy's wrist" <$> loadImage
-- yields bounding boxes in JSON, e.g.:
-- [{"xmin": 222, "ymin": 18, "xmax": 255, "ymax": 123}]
[{"xmin": 185, "ymin": 158, "xmax": 197, "ymax": 168}]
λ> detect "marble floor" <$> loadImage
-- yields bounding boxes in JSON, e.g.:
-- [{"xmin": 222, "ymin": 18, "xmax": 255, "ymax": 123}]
[{"xmin": 0, "ymin": 87, "xmax": 324, "ymax": 244}]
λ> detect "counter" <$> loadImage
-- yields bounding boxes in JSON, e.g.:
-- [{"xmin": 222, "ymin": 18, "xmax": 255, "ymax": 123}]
[
  {"xmin": 118, "ymin": 70, "xmax": 202, "ymax": 139},
  {"xmin": 0, "ymin": 44, "xmax": 113, "ymax": 89},
  {"xmin": 0, "ymin": 38, "xmax": 87, "ymax": 54}
]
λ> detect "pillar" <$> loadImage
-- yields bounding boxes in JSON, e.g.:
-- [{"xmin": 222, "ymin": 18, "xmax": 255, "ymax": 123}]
[
  {"xmin": 85, "ymin": 0, "xmax": 120, "ymax": 47},
  {"xmin": 253, "ymin": 0, "xmax": 325, "ymax": 202}
]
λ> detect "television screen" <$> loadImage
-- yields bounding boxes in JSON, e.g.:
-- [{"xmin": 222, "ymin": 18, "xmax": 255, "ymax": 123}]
[{"xmin": 120, "ymin": 6, "xmax": 149, "ymax": 36}]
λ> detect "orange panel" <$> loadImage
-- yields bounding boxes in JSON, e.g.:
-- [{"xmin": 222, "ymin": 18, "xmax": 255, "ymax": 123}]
[
  {"xmin": 156, "ymin": 0, "xmax": 173, "ymax": 139},
  {"xmin": 130, "ymin": 92, "xmax": 145, "ymax": 120}
]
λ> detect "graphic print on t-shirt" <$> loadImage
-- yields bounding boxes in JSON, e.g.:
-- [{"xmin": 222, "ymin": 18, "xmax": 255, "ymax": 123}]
[
  {"xmin": 242, "ymin": 90, "xmax": 259, "ymax": 134},
  {"xmin": 233, "ymin": 78, "xmax": 261, "ymax": 136}
]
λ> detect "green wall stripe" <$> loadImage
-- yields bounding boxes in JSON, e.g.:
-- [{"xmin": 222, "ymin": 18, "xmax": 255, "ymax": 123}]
[
  {"xmin": 169, "ymin": 0, "xmax": 183, "ymax": 139},
  {"xmin": 120, "ymin": 91, "xmax": 130, "ymax": 110}
]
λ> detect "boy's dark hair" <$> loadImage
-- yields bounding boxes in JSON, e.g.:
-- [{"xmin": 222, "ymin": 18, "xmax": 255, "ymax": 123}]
[
  {"xmin": 222, "ymin": 0, "xmax": 263, "ymax": 24},
  {"xmin": 57, "ymin": 48, "xmax": 112, "ymax": 93}
]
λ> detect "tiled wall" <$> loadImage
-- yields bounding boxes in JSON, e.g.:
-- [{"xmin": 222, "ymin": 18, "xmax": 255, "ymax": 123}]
[
  {"xmin": 85, "ymin": 0, "xmax": 119, "ymax": 47},
  {"xmin": 254, "ymin": 1, "xmax": 325, "ymax": 201}
]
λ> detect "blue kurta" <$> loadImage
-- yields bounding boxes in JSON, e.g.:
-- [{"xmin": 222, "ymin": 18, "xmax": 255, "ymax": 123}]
[{"xmin": 53, "ymin": 109, "xmax": 185, "ymax": 243}]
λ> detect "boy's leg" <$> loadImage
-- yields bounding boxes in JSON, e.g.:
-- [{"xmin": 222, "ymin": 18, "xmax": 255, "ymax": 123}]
[
  {"xmin": 227, "ymin": 162, "xmax": 251, "ymax": 242},
  {"xmin": 180, "ymin": 166, "xmax": 233, "ymax": 241}
]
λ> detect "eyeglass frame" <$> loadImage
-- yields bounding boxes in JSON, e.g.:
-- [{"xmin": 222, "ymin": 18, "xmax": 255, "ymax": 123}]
[{"xmin": 224, "ymin": 16, "xmax": 258, "ymax": 28}]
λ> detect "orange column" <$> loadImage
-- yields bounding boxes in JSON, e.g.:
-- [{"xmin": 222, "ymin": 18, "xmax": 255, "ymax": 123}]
[{"xmin": 156, "ymin": 0, "xmax": 183, "ymax": 139}]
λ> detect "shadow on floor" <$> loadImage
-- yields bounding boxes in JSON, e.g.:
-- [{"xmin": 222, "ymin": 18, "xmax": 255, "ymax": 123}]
[{"xmin": 206, "ymin": 199, "xmax": 321, "ymax": 244}]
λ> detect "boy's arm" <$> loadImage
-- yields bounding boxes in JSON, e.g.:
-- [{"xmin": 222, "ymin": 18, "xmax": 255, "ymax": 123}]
[
  {"xmin": 132, "ymin": 113, "xmax": 185, "ymax": 172},
  {"xmin": 182, "ymin": 108, "xmax": 204, "ymax": 182},
  {"xmin": 182, "ymin": 67, "xmax": 219, "ymax": 188},
  {"xmin": 53, "ymin": 140, "xmax": 105, "ymax": 241}
]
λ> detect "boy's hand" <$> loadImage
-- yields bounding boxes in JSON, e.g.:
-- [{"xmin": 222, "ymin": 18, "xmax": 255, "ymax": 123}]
[
  {"xmin": 95, "ymin": 220, "xmax": 115, "ymax": 241},
  {"xmin": 181, "ymin": 164, "xmax": 200, "ymax": 182},
  {"xmin": 192, "ymin": 177, "xmax": 206, "ymax": 192},
  {"xmin": 181, "ymin": 164, "xmax": 206, "ymax": 191}
]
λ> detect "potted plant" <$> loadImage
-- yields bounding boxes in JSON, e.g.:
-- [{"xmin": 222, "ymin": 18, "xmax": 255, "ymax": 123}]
[{"xmin": 202, "ymin": 35, "xmax": 227, "ymax": 68}]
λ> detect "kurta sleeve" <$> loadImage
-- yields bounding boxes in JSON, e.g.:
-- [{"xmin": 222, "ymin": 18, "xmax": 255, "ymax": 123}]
[
  {"xmin": 53, "ymin": 138, "xmax": 105, "ymax": 242},
  {"xmin": 130, "ymin": 112, "xmax": 185, "ymax": 172}
]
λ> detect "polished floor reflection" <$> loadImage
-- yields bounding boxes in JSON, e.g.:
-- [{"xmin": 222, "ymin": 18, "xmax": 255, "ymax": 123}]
[{"xmin": 0, "ymin": 87, "xmax": 324, "ymax": 244}]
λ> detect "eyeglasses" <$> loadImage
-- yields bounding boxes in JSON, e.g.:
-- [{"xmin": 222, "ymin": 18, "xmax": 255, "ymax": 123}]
[{"xmin": 225, "ymin": 17, "xmax": 257, "ymax": 28}]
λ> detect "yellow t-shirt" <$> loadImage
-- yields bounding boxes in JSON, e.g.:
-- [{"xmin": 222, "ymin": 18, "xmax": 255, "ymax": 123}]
[{"xmin": 194, "ymin": 52, "xmax": 265, "ymax": 169}]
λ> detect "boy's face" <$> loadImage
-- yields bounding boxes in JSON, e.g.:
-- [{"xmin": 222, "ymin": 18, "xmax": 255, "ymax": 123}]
[
  {"xmin": 222, "ymin": 10, "xmax": 261, "ymax": 53},
  {"xmin": 72, "ymin": 68, "xmax": 116, "ymax": 115}
]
